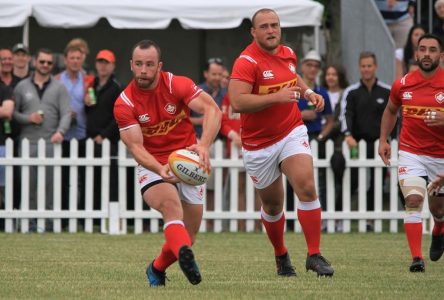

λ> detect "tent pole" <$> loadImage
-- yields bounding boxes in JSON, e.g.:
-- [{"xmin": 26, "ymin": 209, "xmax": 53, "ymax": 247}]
[
  {"xmin": 314, "ymin": 25, "xmax": 320, "ymax": 53},
  {"xmin": 22, "ymin": 19, "xmax": 29, "ymax": 47}
]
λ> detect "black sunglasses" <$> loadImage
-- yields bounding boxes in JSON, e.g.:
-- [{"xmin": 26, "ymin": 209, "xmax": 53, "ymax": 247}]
[{"xmin": 38, "ymin": 60, "xmax": 53, "ymax": 66}]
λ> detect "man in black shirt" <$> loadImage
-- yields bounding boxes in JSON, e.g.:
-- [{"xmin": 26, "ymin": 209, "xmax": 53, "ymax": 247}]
[{"xmin": 340, "ymin": 51, "xmax": 392, "ymax": 220}]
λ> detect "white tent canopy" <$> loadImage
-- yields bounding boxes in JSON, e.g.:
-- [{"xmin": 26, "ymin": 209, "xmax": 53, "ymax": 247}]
[{"xmin": 0, "ymin": 0, "xmax": 323, "ymax": 29}]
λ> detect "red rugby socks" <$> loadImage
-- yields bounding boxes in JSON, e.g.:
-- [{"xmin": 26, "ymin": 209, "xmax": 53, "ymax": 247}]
[
  {"xmin": 261, "ymin": 208, "xmax": 287, "ymax": 256},
  {"xmin": 297, "ymin": 199, "xmax": 321, "ymax": 256}
]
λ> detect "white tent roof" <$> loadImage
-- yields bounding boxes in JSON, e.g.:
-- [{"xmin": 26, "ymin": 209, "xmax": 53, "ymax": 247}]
[{"xmin": 0, "ymin": 0, "xmax": 323, "ymax": 29}]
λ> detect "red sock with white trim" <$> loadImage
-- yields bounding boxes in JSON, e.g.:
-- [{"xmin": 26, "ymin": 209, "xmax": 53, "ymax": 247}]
[
  {"xmin": 153, "ymin": 243, "xmax": 177, "ymax": 272},
  {"xmin": 261, "ymin": 208, "xmax": 287, "ymax": 256},
  {"xmin": 164, "ymin": 220, "xmax": 191, "ymax": 258},
  {"xmin": 297, "ymin": 199, "xmax": 321, "ymax": 256},
  {"xmin": 432, "ymin": 217, "xmax": 444, "ymax": 236},
  {"xmin": 404, "ymin": 212, "xmax": 423, "ymax": 259}
]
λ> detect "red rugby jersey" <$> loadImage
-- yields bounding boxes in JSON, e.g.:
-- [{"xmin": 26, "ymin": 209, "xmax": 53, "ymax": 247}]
[
  {"xmin": 230, "ymin": 41, "xmax": 303, "ymax": 150},
  {"xmin": 113, "ymin": 72, "xmax": 202, "ymax": 164},
  {"xmin": 390, "ymin": 67, "xmax": 444, "ymax": 157}
]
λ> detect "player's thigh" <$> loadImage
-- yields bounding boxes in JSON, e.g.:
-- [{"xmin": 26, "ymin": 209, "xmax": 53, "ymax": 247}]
[
  {"xmin": 256, "ymin": 175, "xmax": 284, "ymax": 210},
  {"xmin": 138, "ymin": 165, "xmax": 183, "ymax": 219},
  {"xmin": 281, "ymin": 154, "xmax": 316, "ymax": 202},
  {"xmin": 182, "ymin": 201, "xmax": 203, "ymax": 242}
]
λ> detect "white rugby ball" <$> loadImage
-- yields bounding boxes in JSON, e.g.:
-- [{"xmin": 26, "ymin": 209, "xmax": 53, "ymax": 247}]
[{"xmin": 168, "ymin": 149, "xmax": 210, "ymax": 186}]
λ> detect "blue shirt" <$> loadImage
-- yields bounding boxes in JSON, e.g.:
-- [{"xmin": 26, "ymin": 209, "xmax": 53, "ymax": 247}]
[
  {"xmin": 191, "ymin": 82, "xmax": 226, "ymax": 138},
  {"xmin": 297, "ymin": 85, "xmax": 332, "ymax": 134},
  {"xmin": 59, "ymin": 71, "xmax": 87, "ymax": 140}
]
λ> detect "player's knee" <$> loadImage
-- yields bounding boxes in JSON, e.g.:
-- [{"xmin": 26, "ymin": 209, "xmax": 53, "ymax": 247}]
[
  {"xmin": 405, "ymin": 195, "xmax": 423, "ymax": 210},
  {"xmin": 400, "ymin": 177, "xmax": 427, "ymax": 206},
  {"xmin": 295, "ymin": 180, "xmax": 316, "ymax": 200}
]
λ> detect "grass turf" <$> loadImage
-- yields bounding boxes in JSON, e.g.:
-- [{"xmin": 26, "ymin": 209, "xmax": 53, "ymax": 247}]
[{"xmin": 0, "ymin": 233, "xmax": 441, "ymax": 299}]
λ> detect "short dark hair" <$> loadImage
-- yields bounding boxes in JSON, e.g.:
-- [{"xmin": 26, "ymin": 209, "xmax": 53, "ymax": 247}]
[
  {"xmin": 64, "ymin": 45, "xmax": 83, "ymax": 57},
  {"xmin": 251, "ymin": 8, "xmax": 279, "ymax": 28},
  {"xmin": 359, "ymin": 51, "xmax": 377, "ymax": 65},
  {"xmin": 35, "ymin": 48, "xmax": 53, "ymax": 58},
  {"xmin": 131, "ymin": 40, "xmax": 162, "ymax": 61},
  {"xmin": 417, "ymin": 33, "xmax": 443, "ymax": 51}
]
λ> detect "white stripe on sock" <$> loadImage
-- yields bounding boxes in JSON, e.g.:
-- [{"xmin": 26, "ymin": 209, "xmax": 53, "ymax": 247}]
[
  {"xmin": 297, "ymin": 199, "xmax": 321, "ymax": 211},
  {"xmin": 260, "ymin": 207, "xmax": 284, "ymax": 223},
  {"xmin": 404, "ymin": 212, "xmax": 422, "ymax": 224},
  {"xmin": 163, "ymin": 220, "xmax": 185, "ymax": 230}
]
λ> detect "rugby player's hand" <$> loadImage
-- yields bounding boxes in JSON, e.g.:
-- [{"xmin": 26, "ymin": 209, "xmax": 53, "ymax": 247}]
[
  {"xmin": 159, "ymin": 164, "xmax": 180, "ymax": 184},
  {"xmin": 307, "ymin": 92, "xmax": 324, "ymax": 112},
  {"xmin": 187, "ymin": 144, "xmax": 211, "ymax": 173},
  {"xmin": 424, "ymin": 110, "xmax": 444, "ymax": 127},
  {"xmin": 427, "ymin": 173, "xmax": 444, "ymax": 196},
  {"xmin": 277, "ymin": 86, "xmax": 301, "ymax": 103},
  {"xmin": 378, "ymin": 140, "xmax": 391, "ymax": 166}
]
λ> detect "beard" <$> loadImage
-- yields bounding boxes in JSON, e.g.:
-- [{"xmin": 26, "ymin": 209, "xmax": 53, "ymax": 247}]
[
  {"xmin": 418, "ymin": 57, "xmax": 440, "ymax": 72},
  {"xmin": 135, "ymin": 76, "xmax": 155, "ymax": 89},
  {"xmin": 257, "ymin": 36, "xmax": 280, "ymax": 52}
]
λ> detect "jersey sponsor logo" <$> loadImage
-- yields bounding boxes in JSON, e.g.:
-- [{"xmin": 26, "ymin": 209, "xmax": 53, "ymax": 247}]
[
  {"xmin": 402, "ymin": 91, "xmax": 412, "ymax": 100},
  {"xmin": 138, "ymin": 113, "xmax": 151, "ymax": 123},
  {"xmin": 398, "ymin": 167, "xmax": 407, "ymax": 175},
  {"xmin": 402, "ymin": 105, "xmax": 444, "ymax": 119},
  {"xmin": 141, "ymin": 110, "xmax": 187, "ymax": 137},
  {"xmin": 262, "ymin": 70, "xmax": 274, "ymax": 79},
  {"xmin": 435, "ymin": 92, "xmax": 444, "ymax": 104},
  {"xmin": 164, "ymin": 103, "xmax": 177, "ymax": 114},
  {"xmin": 258, "ymin": 79, "xmax": 297, "ymax": 95},
  {"xmin": 288, "ymin": 63, "xmax": 296, "ymax": 74}
]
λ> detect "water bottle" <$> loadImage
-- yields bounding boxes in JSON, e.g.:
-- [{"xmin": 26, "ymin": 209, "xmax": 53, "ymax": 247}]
[
  {"xmin": 3, "ymin": 119, "xmax": 11, "ymax": 134},
  {"xmin": 350, "ymin": 146, "xmax": 359, "ymax": 159},
  {"xmin": 88, "ymin": 87, "xmax": 96, "ymax": 105},
  {"xmin": 307, "ymin": 100, "xmax": 315, "ymax": 110},
  {"xmin": 37, "ymin": 110, "xmax": 44, "ymax": 126}
]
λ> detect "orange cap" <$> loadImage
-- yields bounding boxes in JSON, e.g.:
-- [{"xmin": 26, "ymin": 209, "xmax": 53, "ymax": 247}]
[{"xmin": 96, "ymin": 49, "xmax": 115, "ymax": 63}]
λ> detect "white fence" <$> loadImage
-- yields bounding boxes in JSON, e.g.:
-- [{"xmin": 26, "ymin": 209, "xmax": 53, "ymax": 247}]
[{"xmin": 0, "ymin": 138, "xmax": 432, "ymax": 234}]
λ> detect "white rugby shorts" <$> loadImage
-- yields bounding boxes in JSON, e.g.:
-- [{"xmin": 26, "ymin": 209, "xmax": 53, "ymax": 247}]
[
  {"xmin": 398, "ymin": 150, "xmax": 444, "ymax": 194},
  {"xmin": 137, "ymin": 165, "xmax": 204, "ymax": 205},
  {"xmin": 242, "ymin": 125, "xmax": 312, "ymax": 189}
]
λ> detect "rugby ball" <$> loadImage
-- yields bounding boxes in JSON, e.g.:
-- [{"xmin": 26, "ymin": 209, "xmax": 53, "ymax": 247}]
[{"xmin": 168, "ymin": 149, "xmax": 210, "ymax": 186}]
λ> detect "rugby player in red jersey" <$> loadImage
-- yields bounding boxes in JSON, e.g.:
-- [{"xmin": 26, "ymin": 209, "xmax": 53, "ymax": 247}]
[
  {"xmin": 379, "ymin": 34, "xmax": 444, "ymax": 272},
  {"xmin": 228, "ymin": 8, "xmax": 334, "ymax": 277},
  {"xmin": 114, "ymin": 40, "xmax": 221, "ymax": 286}
]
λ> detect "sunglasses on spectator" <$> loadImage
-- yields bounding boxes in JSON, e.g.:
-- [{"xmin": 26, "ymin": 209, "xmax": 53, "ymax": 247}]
[
  {"xmin": 207, "ymin": 57, "xmax": 223, "ymax": 65},
  {"xmin": 38, "ymin": 60, "xmax": 53, "ymax": 65}
]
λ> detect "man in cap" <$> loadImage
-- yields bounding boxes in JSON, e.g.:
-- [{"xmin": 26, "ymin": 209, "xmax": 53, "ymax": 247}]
[
  {"xmin": 85, "ymin": 49, "xmax": 121, "ymax": 205},
  {"xmin": 12, "ymin": 43, "xmax": 31, "ymax": 79}
]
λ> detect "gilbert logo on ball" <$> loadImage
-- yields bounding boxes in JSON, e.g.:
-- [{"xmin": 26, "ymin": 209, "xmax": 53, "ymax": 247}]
[{"xmin": 168, "ymin": 149, "xmax": 210, "ymax": 186}]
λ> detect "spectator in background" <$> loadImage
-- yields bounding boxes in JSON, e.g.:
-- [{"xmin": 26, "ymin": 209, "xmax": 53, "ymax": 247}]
[
  {"xmin": 0, "ymin": 48, "xmax": 22, "ymax": 89},
  {"xmin": 190, "ymin": 57, "xmax": 226, "ymax": 230},
  {"xmin": 220, "ymin": 66, "xmax": 230, "ymax": 90},
  {"xmin": 13, "ymin": 48, "xmax": 70, "ymax": 230},
  {"xmin": 66, "ymin": 38, "xmax": 91, "ymax": 74},
  {"xmin": 321, "ymin": 64, "xmax": 349, "ymax": 230},
  {"xmin": 375, "ymin": 0, "xmax": 416, "ymax": 49},
  {"xmin": 84, "ymin": 49, "xmax": 121, "ymax": 205},
  {"xmin": 12, "ymin": 43, "xmax": 31, "ymax": 80},
  {"xmin": 56, "ymin": 44, "xmax": 88, "ymax": 214},
  {"xmin": 190, "ymin": 57, "xmax": 226, "ymax": 138},
  {"xmin": 0, "ymin": 81, "xmax": 14, "ymax": 209},
  {"xmin": 395, "ymin": 24, "xmax": 426, "ymax": 79},
  {"xmin": 433, "ymin": 0, "xmax": 444, "ymax": 37},
  {"xmin": 340, "ymin": 51, "xmax": 392, "ymax": 226}
]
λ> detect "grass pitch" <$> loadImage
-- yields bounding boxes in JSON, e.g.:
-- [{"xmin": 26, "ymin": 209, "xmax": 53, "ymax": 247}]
[{"xmin": 0, "ymin": 232, "xmax": 442, "ymax": 299}]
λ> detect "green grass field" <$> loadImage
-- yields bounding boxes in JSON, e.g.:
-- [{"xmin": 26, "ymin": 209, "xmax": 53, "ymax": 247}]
[{"xmin": 0, "ymin": 233, "xmax": 442, "ymax": 299}]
